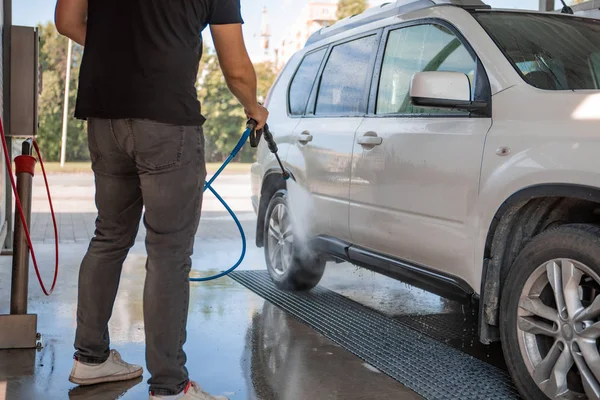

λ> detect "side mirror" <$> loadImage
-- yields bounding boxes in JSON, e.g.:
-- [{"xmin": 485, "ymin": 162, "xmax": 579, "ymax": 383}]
[{"xmin": 410, "ymin": 71, "xmax": 487, "ymax": 112}]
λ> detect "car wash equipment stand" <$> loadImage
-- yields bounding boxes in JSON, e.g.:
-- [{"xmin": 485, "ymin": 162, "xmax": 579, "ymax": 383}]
[{"xmin": 0, "ymin": 139, "xmax": 42, "ymax": 349}]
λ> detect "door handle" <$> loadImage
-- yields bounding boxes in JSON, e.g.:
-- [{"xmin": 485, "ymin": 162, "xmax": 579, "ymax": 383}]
[
  {"xmin": 298, "ymin": 131, "xmax": 313, "ymax": 144},
  {"xmin": 357, "ymin": 132, "xmax": 383, "ymax": 147}
]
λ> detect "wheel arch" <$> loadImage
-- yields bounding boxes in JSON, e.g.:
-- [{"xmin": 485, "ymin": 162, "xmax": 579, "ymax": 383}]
[{"xmin": 479, "ymin": 183, "xmax": 600, "ymax": 343}]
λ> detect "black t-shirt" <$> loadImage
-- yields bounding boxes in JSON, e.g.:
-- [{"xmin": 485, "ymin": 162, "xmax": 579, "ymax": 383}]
[{"xmin": 75, "ymin": 0, "xmax": 243, "ymax": 126}]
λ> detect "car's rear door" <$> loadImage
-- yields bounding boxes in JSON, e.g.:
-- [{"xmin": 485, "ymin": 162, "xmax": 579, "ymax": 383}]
[
  {"xmin": 286, "ymin": 31, "xmax": 382, "ymax": 242},
  {"xmin": 349, "ymin": 21, "xmax": 492, "ymax": 283}
]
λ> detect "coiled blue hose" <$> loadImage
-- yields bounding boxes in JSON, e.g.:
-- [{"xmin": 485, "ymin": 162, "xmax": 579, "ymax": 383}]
[{"xmin": 189, "ymin": 126, "xmax": 252, "ymax": 282}]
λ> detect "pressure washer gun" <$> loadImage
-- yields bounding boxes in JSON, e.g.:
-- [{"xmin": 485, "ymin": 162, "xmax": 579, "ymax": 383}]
[{"xmin": 247, "ymin": 119, "xmax": 290, "ymax": 180}]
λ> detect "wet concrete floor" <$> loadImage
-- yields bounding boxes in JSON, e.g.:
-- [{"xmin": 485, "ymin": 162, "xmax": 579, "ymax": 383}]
[{"xmin": 0, "ymin": 240, "xmax": 422, "ymax": 400}]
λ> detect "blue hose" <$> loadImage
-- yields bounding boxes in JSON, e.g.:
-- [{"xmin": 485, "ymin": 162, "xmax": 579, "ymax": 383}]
[{"xmin": 189, "ymin": 126, "xmax": 252, "ymax": 282}]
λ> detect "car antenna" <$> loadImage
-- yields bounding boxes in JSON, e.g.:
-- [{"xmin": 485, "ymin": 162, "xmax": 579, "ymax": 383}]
[{"xmin": 559, "ymin": 0, "xmax": 574, "ymax": 14}]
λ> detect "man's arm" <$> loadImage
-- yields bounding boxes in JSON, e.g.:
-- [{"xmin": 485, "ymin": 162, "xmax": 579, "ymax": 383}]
[
  {"xmin": 210, "ymin": 24, "xmax": 268, "ymax": 129},
  {"xmin": 55, "ymin": 0, "xmax": 88, "ymax": 46}
]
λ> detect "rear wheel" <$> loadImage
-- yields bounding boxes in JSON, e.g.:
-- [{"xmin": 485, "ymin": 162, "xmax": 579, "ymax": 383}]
[
  {"xmin": 500, "ymin": 224, "xmax": 600, "ymax": 400},
  {"xmin": 264, "ymin": 189, "xmax": 325, "ymax": 291}
]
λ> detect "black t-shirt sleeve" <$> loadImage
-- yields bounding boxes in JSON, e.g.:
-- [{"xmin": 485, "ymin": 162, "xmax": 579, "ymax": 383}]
[{"xmin": 209, "ymin": 0, "xmax": 244, "ymax": 25}]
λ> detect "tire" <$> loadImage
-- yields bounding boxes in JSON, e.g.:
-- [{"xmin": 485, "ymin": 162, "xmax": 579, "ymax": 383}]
[
  {"xmin": 263, "ymin": 189, "xmax": 325, "ymax": 291},
  {"xmin": 500, "ymin": 224, "xmax": 600, "ymax": 400}
]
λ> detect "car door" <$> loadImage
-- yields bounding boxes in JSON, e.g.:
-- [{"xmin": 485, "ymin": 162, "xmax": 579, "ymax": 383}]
[
  {"xmin": 286, "ymin": 32, "xmax": 381, "ymax": 242},
  {"xmin": 349, "ymin": 21, "xmax": 492, "ymax": 283}
]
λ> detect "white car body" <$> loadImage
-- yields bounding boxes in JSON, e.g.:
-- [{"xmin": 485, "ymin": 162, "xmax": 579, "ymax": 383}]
[
  {"xmin": 251, "ymin": 0, "xmax": 600, "ymax": 380},
  {"xmin": 253, "ymin": 1, "xmax": 600, "ymax": 317}
]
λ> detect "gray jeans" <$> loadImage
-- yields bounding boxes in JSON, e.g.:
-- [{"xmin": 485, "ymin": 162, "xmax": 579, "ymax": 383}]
[{"xmin": 74, "ymin": 119, "xmax": 206, "ymax": 396}]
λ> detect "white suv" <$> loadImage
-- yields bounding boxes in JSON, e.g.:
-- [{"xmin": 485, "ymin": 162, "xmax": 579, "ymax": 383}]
[{"xmin": 250, "ymin": 1, "xmax": 600, "ymax": 399}]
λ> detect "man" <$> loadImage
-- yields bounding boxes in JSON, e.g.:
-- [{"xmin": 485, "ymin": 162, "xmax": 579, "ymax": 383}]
[{"xmin": 54, "ymin": 0, "xmax": 268, "ymax": 399}]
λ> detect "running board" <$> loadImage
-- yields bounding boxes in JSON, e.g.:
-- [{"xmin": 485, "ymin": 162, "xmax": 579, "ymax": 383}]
[
  {"xmin": 230, "ymin": 271, "xmax": 518, "ymax": 400},
  {"xmin": 312, "ymin": 236, "xmax": 474, "ymax": 303}
]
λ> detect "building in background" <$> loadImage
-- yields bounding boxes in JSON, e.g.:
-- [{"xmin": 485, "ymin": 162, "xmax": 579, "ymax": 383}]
[
  {"xmin": 570, "ymin": 0, "xmax": 600, "ymax": 17},
  {"xmin": 275, "ymin": 0, "xmax": 338, "ymax": 70},
  {"xmin": 253, "ymin": 6, "xmax": 274, "ymax": 64},
  {"xmin": 541, "ymin": 0, "xmax": 589, "ymax": 10},
  {"xmin": 272, "ymin": 0, "xmax": 398, "ymax": 69},
  {"xmin": 260, "ymin": 7, "xmax": 272, "ymax": 58}
]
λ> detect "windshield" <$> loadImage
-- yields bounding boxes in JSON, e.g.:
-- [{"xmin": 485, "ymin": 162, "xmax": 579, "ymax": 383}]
[{"xmin": 474, "ymin": 12, "xmax": 600, "ymax": 90}]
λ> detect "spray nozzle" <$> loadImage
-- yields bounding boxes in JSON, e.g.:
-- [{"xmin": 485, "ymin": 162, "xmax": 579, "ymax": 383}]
[
  {"xmin": 248, "ymin": 120, "xmax": 277, "ymax": 154},
  {"xmin": 247, "ymin": 119, "xmax": 290, "ymax": 180},
  {"xmin": 248, "ymin": 119, "xmax": 261, "ymax": 148}
]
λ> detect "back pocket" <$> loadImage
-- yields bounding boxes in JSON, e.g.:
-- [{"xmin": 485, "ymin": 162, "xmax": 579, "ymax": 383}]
[{"xmin": 130, "ymin": 119, "xmax": 186, "ymax": 171}]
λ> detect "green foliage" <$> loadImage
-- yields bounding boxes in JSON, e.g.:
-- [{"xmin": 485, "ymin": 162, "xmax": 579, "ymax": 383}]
[
  {"xmin": 197, "ymin": 52, "xmax": 247, "ymax": 162},
  {"xmin": 37, "ymin": 22, "xmax": 88, "ymax": 162},
  {"xmin": 336, "ymin": 0, "xmax": 368, "ymax": 20},
  {"xmin": 197, "ymin": 50, "xmax": 277, "ymax": 162},
  {"xmin": 254, "ymin": 61, "xmax": 278, "ymax": 104}
]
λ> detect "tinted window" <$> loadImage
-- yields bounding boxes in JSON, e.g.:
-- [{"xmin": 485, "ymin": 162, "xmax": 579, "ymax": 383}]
[
  {"xmin": 475, "ymin": 12, "xmax": 600, "ymax": 90},
  {"xmin": 593, "ymin": 53, "xmax": 600, "ymax": 87},
  {"xmin": 289, "ymin": 49, "xmax": 326, "ymax": 115},
  {"xmin": 315, "ymin": 35, "xmax": 379, "ymax": 115},
  {"xmin": 377, "ymin": 24, "xmax": 476, "ymax": 115}
]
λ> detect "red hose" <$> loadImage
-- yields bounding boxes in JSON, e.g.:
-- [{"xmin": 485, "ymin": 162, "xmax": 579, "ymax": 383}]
[{"xmin": 0, "ymin": 118, "xmax": 59, "ymax": 296}]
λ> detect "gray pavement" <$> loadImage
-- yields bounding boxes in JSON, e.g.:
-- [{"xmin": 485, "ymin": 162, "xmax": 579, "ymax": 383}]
[{"xmin": 30, "ymin": 173, "xmax": 256, "ymax": 244}]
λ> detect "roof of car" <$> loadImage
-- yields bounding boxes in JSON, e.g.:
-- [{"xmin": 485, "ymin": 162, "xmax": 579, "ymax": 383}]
[{"xmin": 305, "ymin": 0, "xmax": 491, "ymax": 47}]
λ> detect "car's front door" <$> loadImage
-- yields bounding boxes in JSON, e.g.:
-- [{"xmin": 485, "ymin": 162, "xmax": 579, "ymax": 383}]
[
  {"xmin": 287, "ymin": 31, "xmax": 381, "ymax": 242},
  {"xmin": 349, "ymin": 22, "xmax": 492, "ymax": 283}
]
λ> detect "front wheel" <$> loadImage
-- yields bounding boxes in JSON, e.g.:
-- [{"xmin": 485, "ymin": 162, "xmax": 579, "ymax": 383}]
[
  {"xmin": 500, "ymin": 224, "xmax": 600, "ymax": 400},
  {"xmin": 263, "ymin": 189, "xmax": 325, "ymax": 291}
]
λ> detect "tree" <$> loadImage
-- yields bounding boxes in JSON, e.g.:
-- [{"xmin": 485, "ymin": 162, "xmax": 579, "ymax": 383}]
[
  {"xmin": 254, "ymin": 61, "xmax": 277, "ymax": 105},
  {"xmin": 197, "ymin": 50, "xmax": 278, "ymax": 162},
  {"xmin": 337, "ymin": 0, "xmax": 368, "ymax": 20},
  {"xmin": 36, "ymin": 22, "xmax": 88, "ymax": 162},
  {"xmin": 197, "ymin": 52, "xmax": 247, "ymax": 162}
]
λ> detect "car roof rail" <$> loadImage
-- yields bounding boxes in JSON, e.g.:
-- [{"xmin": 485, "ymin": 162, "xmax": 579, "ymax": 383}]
[{"xmin": 305, "ymin": 0, "xmax": 490, "ymax": 47}]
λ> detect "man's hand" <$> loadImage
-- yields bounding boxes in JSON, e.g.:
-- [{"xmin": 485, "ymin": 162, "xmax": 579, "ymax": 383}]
[
  {"xmin": 55, "ymin": 0, "xmax": 88, "ymax": 46},
  {"xmin": 246, "ymin": 105, "xmax": 269, "ymax": 131},
  {"xmin": 211, "ymin": 24, "xmax": 268, "ymax": 128}
]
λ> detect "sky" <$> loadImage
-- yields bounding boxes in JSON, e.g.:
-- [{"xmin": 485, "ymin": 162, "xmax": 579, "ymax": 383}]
[{"xmin": 15, "ymin": 0, "xmax": 563, "ymax": 61}]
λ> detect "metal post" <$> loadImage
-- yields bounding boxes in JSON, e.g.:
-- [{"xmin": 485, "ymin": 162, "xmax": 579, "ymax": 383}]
[
  {"xmin": 9, "ymin": 139, "xmax": 33, "ymax": 315},
  {"xmin": 60, "ymin": 38, "xmax": 72, "ymax": 167},
  {"xmin": 539, "ymin": 0, "xmax": 555, "ymax": 11},
  {"xmin": 0, "ymin": 139, "xmax": 38, "ymax": 349},
  {"xmin": 3, "ymin": 0, "xmax": 13, "ymax": 250}
]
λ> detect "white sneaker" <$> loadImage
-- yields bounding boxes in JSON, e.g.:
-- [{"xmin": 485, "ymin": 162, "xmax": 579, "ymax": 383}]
[
  {"xmin": 149, "ymin": 381, "xmax": 229, "ymax": 400},
  {"xmin": 69, "ymin": 349, "xmax": 143, "ymax": 386}
]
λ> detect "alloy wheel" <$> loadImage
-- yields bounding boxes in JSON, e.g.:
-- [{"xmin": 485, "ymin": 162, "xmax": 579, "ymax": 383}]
[
  {"xmin": 518, "ymin": 258, "xmax": 600, "ymax": 399},
  {"xmin": 267, "ymin": 203, "xmax": 294, "ymax": 275}
]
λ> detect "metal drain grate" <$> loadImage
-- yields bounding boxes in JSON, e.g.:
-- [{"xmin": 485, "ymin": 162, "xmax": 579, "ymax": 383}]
[
  {"xmin": 395, "ymin": 313, "xmax": 476, "ymax": 341},
  {"xmin": 230, "ymin": 270, "xmax": 520, "ymax": 400}
]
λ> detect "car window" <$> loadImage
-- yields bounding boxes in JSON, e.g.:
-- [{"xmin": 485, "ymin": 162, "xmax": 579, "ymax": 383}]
[
  {"xmin": 376, "ymin": 24, "xmax": 476, "ymax": 115},
  {"xmin": 515, "ymin": 59, "xmax": 569, "ymax": 89},
  {"xmin": 288, "ymin": 49, "xmax": 327, "ymax": 116},
  {"xmin": 315, "ymin": 34, "xmax": 379, "ymax": 116},
  {"xmin": 474, "ymin": 12, "xmax": 600, "ymax": 90},
  {"xmin": 592, "ymin": 53, "xmax": 600, "ymax": 87}
]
